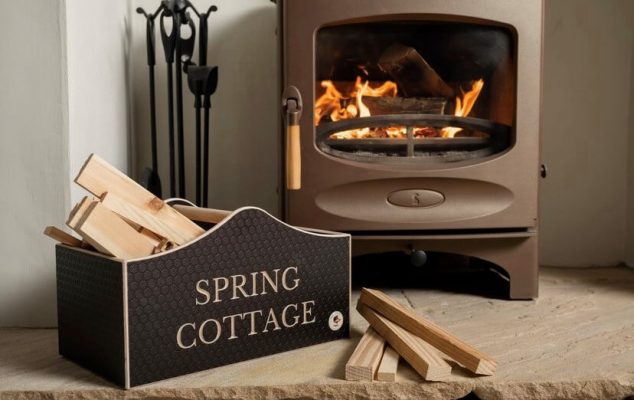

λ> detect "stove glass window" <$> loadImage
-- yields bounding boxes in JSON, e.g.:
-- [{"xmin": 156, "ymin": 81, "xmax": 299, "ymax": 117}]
[{"xmin": 314, "ymin": 21, "xmax": 516, "ymax": 164}]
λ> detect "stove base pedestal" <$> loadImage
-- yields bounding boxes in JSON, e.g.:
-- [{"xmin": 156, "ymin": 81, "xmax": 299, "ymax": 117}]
[{"xmin": 352, "ymin": 232, "xmax": 538, "ymax": 299}]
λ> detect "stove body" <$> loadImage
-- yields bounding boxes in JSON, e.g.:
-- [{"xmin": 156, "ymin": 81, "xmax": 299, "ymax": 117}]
[{"xmin": 277, "ymin": 0, "xmax": 544, "ymax": 298}]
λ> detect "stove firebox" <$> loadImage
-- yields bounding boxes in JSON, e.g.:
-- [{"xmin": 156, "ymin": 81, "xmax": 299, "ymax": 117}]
[{"xmin": 278, "ymin": 0, "xmax": 543, "ymax": 299}]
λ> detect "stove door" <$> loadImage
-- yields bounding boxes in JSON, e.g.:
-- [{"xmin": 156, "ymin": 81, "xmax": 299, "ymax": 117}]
[{"xmin": 314, "ymin": 21, "xmax": 515, "ymax": 165}]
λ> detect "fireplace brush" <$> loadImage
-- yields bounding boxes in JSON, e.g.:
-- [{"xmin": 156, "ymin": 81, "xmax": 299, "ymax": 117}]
[{"xmin": 137, "ymin": 0, "xmax": 218, "ymax": 205}]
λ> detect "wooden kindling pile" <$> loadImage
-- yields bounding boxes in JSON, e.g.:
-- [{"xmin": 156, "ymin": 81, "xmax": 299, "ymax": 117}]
[
  {"xmin": 43, "ymin": 154, "xmax": 213, "ymax": 260},
  {"xmin": 345, "ymin": 288, "xmax": 497, "ymax": 382}
]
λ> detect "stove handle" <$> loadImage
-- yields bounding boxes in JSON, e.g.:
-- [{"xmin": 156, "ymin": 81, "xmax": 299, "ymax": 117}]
[{"xmin": 283, "ymin": 86, "xmax": 303, "ymax": 190}]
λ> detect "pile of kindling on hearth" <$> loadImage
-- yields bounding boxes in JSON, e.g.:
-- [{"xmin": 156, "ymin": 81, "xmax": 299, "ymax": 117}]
[{"xmin": 346, "ymin": 288, "xmax": 497, "ymax": 382}]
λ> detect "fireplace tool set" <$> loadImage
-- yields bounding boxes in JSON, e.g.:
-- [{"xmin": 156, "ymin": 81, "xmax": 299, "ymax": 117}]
[{"xmin": 137, "ymin": 0, "xmax": 218, "ymax": 207}]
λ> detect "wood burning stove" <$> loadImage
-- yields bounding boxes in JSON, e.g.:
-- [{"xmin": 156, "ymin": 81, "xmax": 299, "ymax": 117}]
[{"xmin": 276, "ymin": 0, "xmax": 544, "ymax": 299}]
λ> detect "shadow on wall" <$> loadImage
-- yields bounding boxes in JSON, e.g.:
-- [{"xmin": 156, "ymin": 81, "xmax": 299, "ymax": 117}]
[{"xmin": 132, "ymin": 2, "xmax": 279, "ymax": 215}]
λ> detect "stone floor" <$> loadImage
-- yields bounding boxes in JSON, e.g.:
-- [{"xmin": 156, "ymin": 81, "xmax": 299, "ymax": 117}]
[{"xmin": 0, "ymin": 266, "xmax": 633, "ymax": 400}]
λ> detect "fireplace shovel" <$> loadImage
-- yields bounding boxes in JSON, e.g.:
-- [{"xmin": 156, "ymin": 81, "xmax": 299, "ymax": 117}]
[{"xmin": 186, "ymin": 66, "xmax": 217, "ymax": 207}]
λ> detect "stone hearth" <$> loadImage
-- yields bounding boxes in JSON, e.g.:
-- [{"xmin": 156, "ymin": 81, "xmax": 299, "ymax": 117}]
[{"xmin": 0, "ymin": 267, "xmax": 632, "ymax": 400}]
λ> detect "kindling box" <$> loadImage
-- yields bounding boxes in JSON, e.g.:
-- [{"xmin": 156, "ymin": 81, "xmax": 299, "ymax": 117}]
[{"xmin": 56, "ymin": 207, "xmax": 350, "ymax": 388}]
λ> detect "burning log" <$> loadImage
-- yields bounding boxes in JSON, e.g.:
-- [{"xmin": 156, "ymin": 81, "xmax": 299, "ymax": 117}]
[
  {"xmin": 363, "ymin": 96, "xmax": 447, "ymax": 116},
  {"xmin": 378, "ymin": 43, "xmax": 455, "ymax": 99}
]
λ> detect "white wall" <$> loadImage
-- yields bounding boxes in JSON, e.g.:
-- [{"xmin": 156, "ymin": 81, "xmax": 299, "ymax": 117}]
[
  {"xmin": 625, "ymin": 10, "xmax": 634, "ymax": 268},
  {"xmin": 130, "ymin": 0, "xmax": 279, "ymax": 213},
  {"xmin": 540, "ymin": 0, "xmax": 634, "ymax": 267},
  {"xmin": 66, "ymin": 0, "xmax": 131, "ymax": 204},
  {"xmin": 0, "ymin": 1, "xmax": 68, "ymax": 326},
  {"xmin": 0, "ymin": 0, "xmax": 131, "ymax": 327}
]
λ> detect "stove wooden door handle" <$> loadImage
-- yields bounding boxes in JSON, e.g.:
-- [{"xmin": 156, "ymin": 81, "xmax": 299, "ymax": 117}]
[
  {"xmin": 283, "ymin": 86, "xmax": 302, "ymax": 191},
  {"xmin": 286, "ymin": 122, "xmax": 301, "ymax": 190}
]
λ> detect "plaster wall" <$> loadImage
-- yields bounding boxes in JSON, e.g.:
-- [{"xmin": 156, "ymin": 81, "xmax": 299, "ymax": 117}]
[
  {"xmin": 625, "ymin": 6, "xmax": 634, "ymax": 268},
  {"xmin": 66, "ymin": 0, "xmax": 131, "ymax": 204},
  {"xmin": 0, "ymin": 1, "xmax": 68, "ymax": 326},
  {"xmin": 540, "ymin": 0, "xmax": 633, "ymax": 267}
]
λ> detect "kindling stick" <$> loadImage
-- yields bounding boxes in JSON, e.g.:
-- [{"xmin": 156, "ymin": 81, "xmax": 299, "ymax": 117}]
[
  {"xmin": 344, "ymin": 327, "xmax": 385, "ymax": 381},
  {"xmin": 357, "ymin": 304, "xmax": 452, "ymax": 382}
]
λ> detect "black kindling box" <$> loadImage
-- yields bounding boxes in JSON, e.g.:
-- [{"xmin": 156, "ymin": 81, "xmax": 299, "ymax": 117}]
[{"xmin": 56, "ymin": 207, "xmax": 350, "ymax": 388}]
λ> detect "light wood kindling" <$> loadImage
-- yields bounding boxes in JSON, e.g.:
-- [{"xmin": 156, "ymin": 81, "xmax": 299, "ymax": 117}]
[
  {"xmin": 43, "ymin": 226, "xmax": 82, "ymax": 247},
  {"xmin": 344, "ymin": 327, "xmax": 385, "ymax": 381},
  {"xmin": 376, "ymin": 345, "xmax": 399, "ymax": 382},
  {"xmin": 359, "ymin": 288, "xmax": 497, "ymax": 375},
  {"xmin": 357, "ymin": 304, "xmax": 452, "ymax": 382},
  {"xmin": 97, "ymin": 191, "xmax": 201, "ymax": 247},
  {"xmin": 66, "ymin": 196, "xmax": 98, "ymax": 230},
  {"xmin": 115, "ymin": 208, "xmax": 170, "ymax": 249},
  {"xmin": 99, "ymin": 192, "xmax": 200, "ymax": 247},
  {"xmin": 74, "ymin": 201, "xmax": 156, "ymax": 260},
  {"xmin": 75, "ymin": 154, "xmax": 204, "ymax": 245},
  {"xmin": 173, "ymin": 204, "xmax": 231, "ymax": 224}
]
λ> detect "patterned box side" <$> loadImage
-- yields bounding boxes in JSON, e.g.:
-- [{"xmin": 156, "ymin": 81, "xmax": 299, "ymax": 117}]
[
  {"xmin": 127, "ymin": 208, "xmax": 350, "ymax": 386},
  {"xmin": 56, "ymin": 245, "xmax": 125, "ymax": 386}
]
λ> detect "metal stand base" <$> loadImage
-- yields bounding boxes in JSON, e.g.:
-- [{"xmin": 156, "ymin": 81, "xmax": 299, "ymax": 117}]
[{"xmin": 352, "ymin": 232, "xmax": 539, "ymax": 299}]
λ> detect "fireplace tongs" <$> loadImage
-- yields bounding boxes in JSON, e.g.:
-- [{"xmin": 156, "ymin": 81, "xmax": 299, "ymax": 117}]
[{"xmin": 282, "ymin": 86, "xmax": 303, "ymax": 190}]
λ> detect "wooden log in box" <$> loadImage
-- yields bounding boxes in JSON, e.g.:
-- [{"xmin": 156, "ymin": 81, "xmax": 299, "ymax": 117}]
[
  {"xmin": 66, "ymin": 196, "xmax": 98, "ymax": 230},
  {"xmin": 43, "ymin": 226, "xmax": 82, "ymax": 247},
  {"xmin": 74, "ymin": 201, "xmax": 157, "ymax": 260},
  {"xmin": 56, "ymin": 207, "xmax": 350, "ymax": 388},
  {"xmin": 75, "ymin": 154, "xmax": 204, "ymax": 245}
]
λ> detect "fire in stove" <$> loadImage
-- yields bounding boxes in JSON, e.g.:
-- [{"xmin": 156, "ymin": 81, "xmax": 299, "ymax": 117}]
[
  {"xmin": 312, "ymin": 42, "xmax": 508, "ymax": 162},
  {"xmin": 314, "ymin": 75, "xmax": 485, "ymax": 139}
]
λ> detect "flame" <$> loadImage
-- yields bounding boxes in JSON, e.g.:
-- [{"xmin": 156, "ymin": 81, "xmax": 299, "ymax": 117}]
[
  {"xmin": 441, "ymin": 79, "xmax": 484, "ymax": 138},
  {"xmin": 314, "ymin": 76, "xmax": 485, "ymax": 140},
  {"xmin": 314, "ymin": 76, "xmax": 397, "ymax": 137},
  {"xmin": 314, "ymin": 81, "xmax": 344, "ymax": 126}
]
